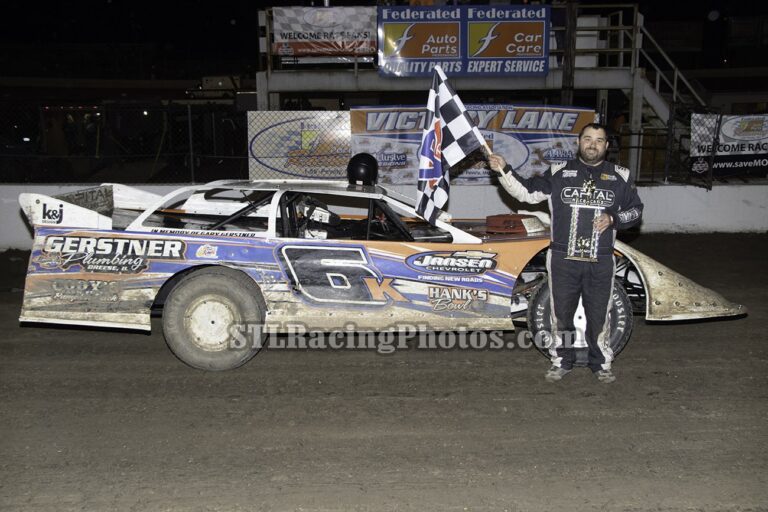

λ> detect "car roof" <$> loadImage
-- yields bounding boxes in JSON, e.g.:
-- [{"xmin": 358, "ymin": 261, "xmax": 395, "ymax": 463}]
[{"xmin": 204, "ymin": 179, "xmax": 416, "ymax": 205}]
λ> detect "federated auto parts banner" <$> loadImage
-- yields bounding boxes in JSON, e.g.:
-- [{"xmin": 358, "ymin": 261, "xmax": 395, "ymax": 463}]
[
  {"xmin": 378, "ymin": 5, "xmax": 549, "ymax": 77},
  {"xmin": 351, "ymin": 105, "xmax": 596, "ymax": 185},
  {"xmin": 690, "ymin": 114, "xmax": 768, "ymax": 177},
  {"xmin": 248, "ymin": 111, "xmax": 350, "ymax": 180},
  {"xmin": 272, "ymin": 7, "xmax": 376, "ymax": 56}
]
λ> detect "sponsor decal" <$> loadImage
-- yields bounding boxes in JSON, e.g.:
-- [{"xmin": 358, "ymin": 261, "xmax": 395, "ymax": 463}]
[
  {"xmin": 468, "ymin": 21, "xmax": 545, "ymax": 59},
  {"xmin": 41, "ymin": 203, "xmax": 64, "ymax": 224},
  {"xmin": 543, "ymin": 147, "xmax": 574, "ymax": 161},
  {"xmin": 562, "ymin": 170, "xmax": 578, "ymax": 178},
  {"xmin": 691, "ymin": 158, "xmax": 709, "ymax": 174},
  {"xmin": 428, "ymin": 286, "xmax": 488, "ymax": 312},
  {"xmin": 618, "ymin": 209, "xmax": 640, "ymax": 224},
  {"xmin": 195, "ymin": 244, "xmax": 219, "ymax": 259},
  {"xmin": 56, "ymin": 186, "xmax": 113, "ymax": 214},
  {"xmin": 721, "ymin": 116, "xmax": 768, "ymax": 142},
  {"xmin": 376, "ymin": 151, "xmax": 409, "ymax": 167},
  {"xmin": 41, "ymin": 236, "xmax": 186, "ymax": 273},
  {"xmin": 407, "ymin": 250, "xmax": 497, "ymax": 275},
  {"xmin": 560, "ymin": 180, "xmax": 615, "ymax": 208},
  {"xmin": 378, "ymin": 6, "xmax": 548, "ymax": 77},
  {"xmin": 247, "ymin": 112, "xmax": 350, "ymax": 180},
  {"xmin": 600, "ymin": 173, "xmax": 617, "ymax": 181},
  {"xmin": 51, "ymin": 279, "xmax": 119, "ymax": 302},
  {"xmin": 382, "ymin": 22, "xmax": 460, "ymax": 59}
]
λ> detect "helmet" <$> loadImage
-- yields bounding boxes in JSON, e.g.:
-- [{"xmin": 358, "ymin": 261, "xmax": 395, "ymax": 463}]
[{"xmin": 346, "ymin": 153, "xmax": 378, "ymax": 185}]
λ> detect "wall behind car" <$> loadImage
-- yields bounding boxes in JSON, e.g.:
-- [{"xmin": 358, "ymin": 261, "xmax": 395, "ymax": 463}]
[{"xmin": 1, "ymin": 183, "xmax": 766, "ymax": 250}]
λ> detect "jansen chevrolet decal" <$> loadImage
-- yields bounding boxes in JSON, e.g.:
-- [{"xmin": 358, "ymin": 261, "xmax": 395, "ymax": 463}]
[{"xmin": 406, "ymin": 250, "xmax": 497, "ymax": 275}]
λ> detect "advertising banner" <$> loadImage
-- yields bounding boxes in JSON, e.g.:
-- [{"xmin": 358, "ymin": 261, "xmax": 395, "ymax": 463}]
[
  {"xmin": 351, "ymin": 105, "xmax": 596, "ymax": 185},
  {"xmin": 691, "ymin": 114, "xmax": 768, "ymax": 177},
  {"xmin": 248, "ymin": 111, "xmax": 350, "ymax": 180},
  {"xmin": 378, "ymin": 5, "xmax": 549, "ymax": 77},
  {"xmin": 272, "ymin": 7, "xmax": 376, "ymax": 57}
]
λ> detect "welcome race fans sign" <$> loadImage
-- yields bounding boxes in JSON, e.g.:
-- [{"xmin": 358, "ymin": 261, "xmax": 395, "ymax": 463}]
[
  {"xmin": 691, "ymin": 114, "xmax": 768, "ymax": 177},
  {"xmin": 378, "ymin": 5, "xmax": 549, "ymax": 77},
  {"xmin": 272, "ymin": 7, "xmax": 376, "ymax": 57}
]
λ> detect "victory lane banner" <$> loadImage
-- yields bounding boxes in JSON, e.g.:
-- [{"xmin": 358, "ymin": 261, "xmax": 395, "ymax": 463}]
[
  {"xmin": 351, "ymin": 105, "xmax": 596, "ymax": 185},
  {"xmin": 378, "ymin": 5, "xmax": 549, "ymax": 77}
]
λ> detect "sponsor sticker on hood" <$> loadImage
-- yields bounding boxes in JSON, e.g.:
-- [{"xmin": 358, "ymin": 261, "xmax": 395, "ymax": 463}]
[{"xmin": 406, "ymin": 250, "xmax": 497, "ymax": 275}]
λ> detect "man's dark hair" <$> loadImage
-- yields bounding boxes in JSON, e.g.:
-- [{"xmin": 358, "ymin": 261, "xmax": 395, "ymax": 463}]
[{"xmin": 578, "ymin": 122, "xmax": 608, "ymax": 139}]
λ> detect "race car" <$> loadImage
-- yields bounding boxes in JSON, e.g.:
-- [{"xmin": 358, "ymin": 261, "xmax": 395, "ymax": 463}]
[{"xmin": 18, "ymin": 164, "xmax": 745, "ymax": 370}]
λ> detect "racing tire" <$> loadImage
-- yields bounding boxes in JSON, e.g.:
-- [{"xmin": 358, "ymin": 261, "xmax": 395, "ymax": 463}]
[
  {"xmin": 162, "ymin": 267, "xmax": 266, "ymax": 371},
  {"xmin": 526, "ymin": 278, "xmax": 634, "ymax": 367}
]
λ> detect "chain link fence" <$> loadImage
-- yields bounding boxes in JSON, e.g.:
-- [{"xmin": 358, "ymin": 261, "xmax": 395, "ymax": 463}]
[
  {"xmin": 663, "ymin": 103, "xmax": 723, "ymax": 190},
  {"xmin": 0, "ymin": 103, "xmax": 249, "ymax": 184},
  {"xmin": 613, "ymin": 104, "xmax": 725, "ymax": 189},
  {"xmin": 246, "ymin": 110, "xmax": 351, "ymax": 181},
  {"xmin": 4, "ymin": 101, "xmax": 763, "ymax": 189}
]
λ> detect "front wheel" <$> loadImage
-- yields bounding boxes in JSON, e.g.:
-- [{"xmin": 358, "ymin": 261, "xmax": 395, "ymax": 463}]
[
  {"xmin": 526, "ymin": 278, "xmax": 634, "ymax": 367},
  {"xmin": 163, "ymin": 267, "xmax": 266, "ymax": 371}
]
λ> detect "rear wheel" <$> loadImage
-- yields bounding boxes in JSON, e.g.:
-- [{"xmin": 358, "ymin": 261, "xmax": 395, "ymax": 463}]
[
  {"xmin": 163, "ymin": 267, "xmax": 266, "ymax": 371},
  {"xmin": 526, "ymin": 278, "xmax": 634, "ymax": 367}
]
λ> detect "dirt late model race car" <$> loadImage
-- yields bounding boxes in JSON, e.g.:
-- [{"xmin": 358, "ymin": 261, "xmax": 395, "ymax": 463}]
[{"xmin": 18, "ymin": 174, "xmax": 745, "ymax": 370}]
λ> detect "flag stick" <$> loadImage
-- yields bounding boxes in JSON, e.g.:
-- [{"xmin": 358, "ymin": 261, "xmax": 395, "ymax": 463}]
[{"xmin": 480, "ymin": 141, "xmax": 499, "ymax": 172}]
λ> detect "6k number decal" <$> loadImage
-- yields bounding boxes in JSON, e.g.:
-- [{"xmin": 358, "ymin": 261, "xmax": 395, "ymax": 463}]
[{"xmin": 280, "ymin": 245, "xmax": 407, "ymax": 306}]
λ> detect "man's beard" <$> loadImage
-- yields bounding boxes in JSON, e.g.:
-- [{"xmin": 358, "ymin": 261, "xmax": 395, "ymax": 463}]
[{"xmin": 578, "ymin": 146, "xmax": 606, "ymax": 165}]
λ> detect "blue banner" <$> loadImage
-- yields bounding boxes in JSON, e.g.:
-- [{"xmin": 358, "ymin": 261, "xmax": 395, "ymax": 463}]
[{"xmin": 378, "ymin": 5, "xmax": 550, "ymax": 77}]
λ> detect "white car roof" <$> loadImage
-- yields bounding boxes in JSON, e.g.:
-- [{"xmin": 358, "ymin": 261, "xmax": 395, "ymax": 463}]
[{"xmin": 204, "ymin": 179, "xmax": 417, "ymax": 206}]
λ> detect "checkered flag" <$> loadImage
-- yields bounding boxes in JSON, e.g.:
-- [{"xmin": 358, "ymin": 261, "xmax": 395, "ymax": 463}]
[{"xmin": 416, "ymin": 65, "xmax": 487, "ymax": 225}]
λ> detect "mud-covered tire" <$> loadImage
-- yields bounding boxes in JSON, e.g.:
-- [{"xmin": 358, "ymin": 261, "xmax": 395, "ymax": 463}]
[
  {"xmin": 162, "ymin": 267, "xmax": 266, "ymax": 371},
  {"xmin": 526, "ymin": 278, "xmax": 634, "ymax": 367}
]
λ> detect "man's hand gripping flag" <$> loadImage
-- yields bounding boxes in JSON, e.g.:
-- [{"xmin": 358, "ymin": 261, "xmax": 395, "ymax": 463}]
[{"xmin": 416, "ymin": 65, "xmax": 489, "ymax": 225}]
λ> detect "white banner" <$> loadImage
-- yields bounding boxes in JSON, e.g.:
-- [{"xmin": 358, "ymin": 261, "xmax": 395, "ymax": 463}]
[
  {"xmin": 247, "ymin": 111, "xmax": 350, "ymax": 180},
  {"xmin": 691, "ymin": 114, "xmax": 768, "ymax": 157},
  {"xmin": 272, "ymin": 7, "xmax": 376, "ymax": 57}
]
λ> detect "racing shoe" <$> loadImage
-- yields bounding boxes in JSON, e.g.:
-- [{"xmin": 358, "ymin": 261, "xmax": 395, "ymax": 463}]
[
  {"xmin": 594, "ymin": 369, "xmax": 616, "ymax": 384},
  {"xmin": 544, "ymin": 366, "xmax": 571, "ymax": 382}
]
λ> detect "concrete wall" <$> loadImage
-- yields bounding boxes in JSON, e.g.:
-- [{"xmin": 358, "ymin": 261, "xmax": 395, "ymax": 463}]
[{"xmin": 2, "ymin": 182, "xmax": 766, "ymax": 250}]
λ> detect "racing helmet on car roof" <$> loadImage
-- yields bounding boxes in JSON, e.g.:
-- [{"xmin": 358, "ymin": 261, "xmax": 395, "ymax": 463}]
[{"xmin": 346, "ymin": 153, "xmax": 378, "ymax": 185}]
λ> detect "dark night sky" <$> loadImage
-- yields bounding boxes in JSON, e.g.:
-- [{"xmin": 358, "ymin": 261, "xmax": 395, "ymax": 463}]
[
  {"xmin": 1, "ymin": 1, "xmax": 766, "ymax": 80},
  {"xmin": 3, "ymin": 1, "xmax": 766, "ymax": 44}
]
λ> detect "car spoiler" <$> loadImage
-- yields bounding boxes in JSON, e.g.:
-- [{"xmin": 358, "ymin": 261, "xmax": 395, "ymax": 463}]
[{"xmin": 19, "ymin": 183, "xmax": 161, "ymax": 229}]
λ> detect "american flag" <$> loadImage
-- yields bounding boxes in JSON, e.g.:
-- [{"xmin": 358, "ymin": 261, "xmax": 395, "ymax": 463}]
[{"xmin": 416, "ymin": 65, "xmax": 486, "ymax": 225}]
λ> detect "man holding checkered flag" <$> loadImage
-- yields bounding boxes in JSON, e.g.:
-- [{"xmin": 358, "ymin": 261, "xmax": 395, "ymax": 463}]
[{"xmin": 416, "ymin": 65, "xmax": 488, "ymax": 225}]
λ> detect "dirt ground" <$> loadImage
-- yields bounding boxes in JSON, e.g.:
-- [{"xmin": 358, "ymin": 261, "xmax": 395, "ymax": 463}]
[{"xmin": 1, "ymin": 234, "xmax": 766, "ymax": 511}]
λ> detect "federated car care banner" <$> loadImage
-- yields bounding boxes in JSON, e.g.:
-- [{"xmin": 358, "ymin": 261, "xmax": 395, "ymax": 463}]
[
  {"xmin": 272, "ymin": 7, "xmax": 376, "ymax": 56},
  {"xmin": 351, "ymin": 105, "xmax": 596, "ymax": 185},
  {"xmin": 378, "ymin": 5, "xmax": 549, "ymax": 77},
  {"xmin": 248, "ymin": 111, "xmax": 350, "ymax": 180},
  {"xmin": 690, "ymin": 114, "xmax": 768, "ymax": 177}
]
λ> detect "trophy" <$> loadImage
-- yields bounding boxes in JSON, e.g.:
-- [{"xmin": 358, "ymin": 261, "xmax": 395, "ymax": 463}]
[{"xmin": 565, "ymin": 179, "xmax": 603, "ymax": 262}]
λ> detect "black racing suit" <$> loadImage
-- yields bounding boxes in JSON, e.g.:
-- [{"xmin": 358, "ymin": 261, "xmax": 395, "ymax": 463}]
[{"xmin": 498, "ymin": 159, "xmax": 643, "ymax": 371}]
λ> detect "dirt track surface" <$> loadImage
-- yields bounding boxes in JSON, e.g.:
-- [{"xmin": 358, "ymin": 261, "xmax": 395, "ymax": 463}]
[{"xmin": 1, "ymin": 234, "xmax": 767, "ymax": 511}]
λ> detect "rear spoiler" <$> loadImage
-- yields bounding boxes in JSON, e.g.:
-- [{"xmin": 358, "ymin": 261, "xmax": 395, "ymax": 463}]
[{"xmin": 19, "ymin": 184, "xmax": 161, "ymax": 229}]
